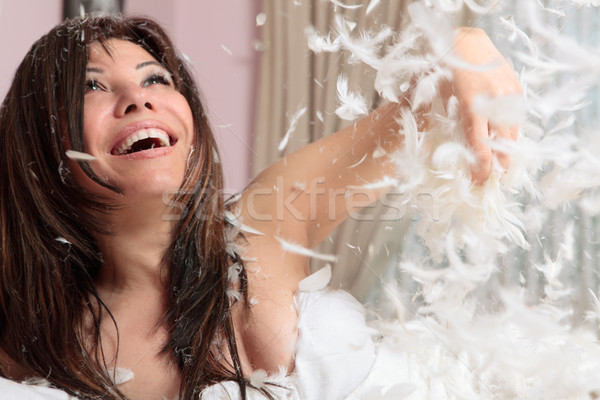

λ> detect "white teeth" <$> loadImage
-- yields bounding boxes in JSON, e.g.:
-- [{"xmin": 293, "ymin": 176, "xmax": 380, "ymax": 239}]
[{"xmin": 114, "ymin": 128, "xmax": 171, "ymax": 155}]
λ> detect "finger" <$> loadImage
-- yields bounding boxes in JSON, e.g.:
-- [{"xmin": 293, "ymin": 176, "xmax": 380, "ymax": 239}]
[
  {"xmin": 508, "ymin": 124, "xmax": 519, "ymax": 141},
  {"xmin": 490, "ymin": 125, "xmax": 513, "ymax": 171},
  {"xmin": 462, "ymin": 114, "xmax": 492, "ymax": 185}
]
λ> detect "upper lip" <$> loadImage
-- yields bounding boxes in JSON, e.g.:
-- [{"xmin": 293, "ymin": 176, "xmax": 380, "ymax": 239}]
[{"xmin": 109, "ymin": 120, "xmax": 177, "ymax": 155}]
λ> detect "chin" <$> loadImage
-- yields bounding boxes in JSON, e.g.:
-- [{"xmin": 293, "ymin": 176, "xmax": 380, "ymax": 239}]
[{"xmin": 121, "ymin": 175, "xmax": 186, "ymax": 201}]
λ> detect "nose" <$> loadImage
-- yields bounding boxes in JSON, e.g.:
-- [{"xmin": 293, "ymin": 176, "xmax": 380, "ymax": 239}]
[{"xmin": 115, "ymin": 85, "xmax": 154, "ymax": 117}]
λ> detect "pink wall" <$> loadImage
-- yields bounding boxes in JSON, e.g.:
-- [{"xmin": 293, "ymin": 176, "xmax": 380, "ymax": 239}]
[
  {"xmin": 126, "ymin": 0, "xmax": 260, "ymax": 193},
  {"xmin": 0, "ymin": 1, "xmax": 259, "ymax": 193},
  {"xmin": 0, "ymin": 0, "xmax": 62, "ymax": 96}
]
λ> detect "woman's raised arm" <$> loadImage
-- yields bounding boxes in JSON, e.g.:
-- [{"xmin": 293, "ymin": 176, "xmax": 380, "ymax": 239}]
[{"xmin": 237, "ymin": 27, "xmax": 522, "ymax": 250}]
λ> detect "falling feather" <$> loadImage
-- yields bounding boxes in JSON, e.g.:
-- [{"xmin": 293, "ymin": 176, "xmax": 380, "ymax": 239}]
[
  {"xmin": 55, "ymin": 237, "xmax": 71, "ymax": 245},
  {"xmin": 329, "ymin": 0, "xmax": 363, "ymax": 10},
  {"xmin": 225, "ymin": 211, "xmax": 264, "ymax": 236},
  {"xmin": 256, "ymin": 12, "xmax": 267, "ymax": 26},
  {"xmin": 335, "ymin": 74, "xmax": 369, "ymax": 120},
  {"xmin": 471, "ymin": 93, "xmax": 527, "ymax": 126},
  {"xmin": 108, "ymin": 368, "xmax": 133, "ymax": 385},
  {"xmin": 365, "ymin": 0, "xmax": 382, "ymax": 15},
  {"xmin": 275, "ymin": 236, "xmax": 337, "ymax": 263},
  {"xmin": 305, "ymin": 26, "xmax": 341, "ymax": 53},
  {"xmin": 278, "ymin": 107, "xmax": 307, "ymax": 152},
  {"xmin": 348, "ymin": 153, "xmax": 368, "ymax": 168},
  {"xmin": 65, "ymin": 150, "xmax": 96, "ymax": 161},
  {"xmin": 347, "ymin": 176, "xmax": 399, "ymax": 190},
  {"xmin": 249, "ymin": 369, "xmax": 269, "ymax": 389},
  {"xmin": 221, "ymin": 44, "xmax": 233, "ymax": 56}
]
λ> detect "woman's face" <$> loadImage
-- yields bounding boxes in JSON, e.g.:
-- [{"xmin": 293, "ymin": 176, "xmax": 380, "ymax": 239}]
[{"xmin": 76, "ymin": 39, "xmax": 194, "ymax": 202}]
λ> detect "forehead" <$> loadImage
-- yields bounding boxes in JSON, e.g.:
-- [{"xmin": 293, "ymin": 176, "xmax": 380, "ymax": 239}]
[{"xmin": 87, "ymin": 39, "xmax": 158, "ymax": 67}]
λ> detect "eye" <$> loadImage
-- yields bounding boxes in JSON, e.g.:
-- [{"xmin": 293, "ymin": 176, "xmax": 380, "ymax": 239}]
[
  {"xmin": 143, "ymin": 73, "xmax": 173, "ymax": 87},
  {"xmin": 85, "ymin": 79, "xmax": 104, "ymax": 93}
]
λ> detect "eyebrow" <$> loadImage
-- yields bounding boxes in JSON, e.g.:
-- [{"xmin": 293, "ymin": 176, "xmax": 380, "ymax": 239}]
[
  {"xmin": 86, "ymin": 67, "xmax": 103, "ymax": 73},
  {"xmin": 85, "ymin": 61, "xmax": 163, "ymax": 74},
  {"xmin": 136, "ymin": 61, "xmax": 162, "ymax": 69}
]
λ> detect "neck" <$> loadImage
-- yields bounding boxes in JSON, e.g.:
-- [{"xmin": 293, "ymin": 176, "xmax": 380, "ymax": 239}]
[{"xmin": 94, "ymin": 197, "xmax": 175, "ymax": 296}]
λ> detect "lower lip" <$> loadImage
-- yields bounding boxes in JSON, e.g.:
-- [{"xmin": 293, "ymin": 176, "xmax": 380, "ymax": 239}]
[{"xmin": 110, "ymin": 145, "xmax": 175, "ymax": 160}]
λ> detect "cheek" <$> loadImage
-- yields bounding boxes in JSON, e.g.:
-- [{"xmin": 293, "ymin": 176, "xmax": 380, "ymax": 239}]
[
  {"xmin": 82, "ymin": 105, "xmax": 97, "ymax": 149},
  {"xmin": 82, "ymin": 99, "xmax": 112, "ymax": 153},
  {"xmin": 171, "ymin": 94, "xmax": 195, "ymax": 140}
]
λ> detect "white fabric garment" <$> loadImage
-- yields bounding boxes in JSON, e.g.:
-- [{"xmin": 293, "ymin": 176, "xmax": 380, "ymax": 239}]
[
  {"xmin": 0, "ymin": 377, "xmax": 76, "ymax": 400},
  {"xmin": 201, "ymin": 267, "xmax": 434, "ymax": 400},
  {"xmin": 201, "ymin": 286, "xmax": 381, "ymax": 400}
]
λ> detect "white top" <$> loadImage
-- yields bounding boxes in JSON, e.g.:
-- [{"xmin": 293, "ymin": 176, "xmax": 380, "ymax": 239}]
[{"xmin": 200, "ymin": 265, "xmax": 423, "ymax": 399}]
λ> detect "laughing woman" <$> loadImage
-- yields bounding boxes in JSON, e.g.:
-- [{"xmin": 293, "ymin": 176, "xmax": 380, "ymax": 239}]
[{"xmin": 0, "ymin": 14, "xmax": 519, "ymax": 400}]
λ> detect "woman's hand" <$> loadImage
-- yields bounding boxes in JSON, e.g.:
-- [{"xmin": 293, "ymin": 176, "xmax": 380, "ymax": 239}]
[{"xmin": 442, "ymin": 27, "xmax": 522, "ymax": 184}]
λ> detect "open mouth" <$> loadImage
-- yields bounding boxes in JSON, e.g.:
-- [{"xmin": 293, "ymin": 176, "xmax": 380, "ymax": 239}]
[{"xmin": 111, "ymin": 128, "xmax": 176, "ymax": 156}]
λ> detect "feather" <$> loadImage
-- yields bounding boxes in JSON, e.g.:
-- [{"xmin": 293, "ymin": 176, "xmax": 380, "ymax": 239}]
[
  {"xmin": 65, "ymin": 150, "xmax": 96, "ymax": 161},
  {"xmin": 220, "ymin": 44, "xmax": 233, "ymax": 56},
  {"xmin": 278, "ymin": 107, "xmax": 307, "ymax": 152},
  {"xmin": 256, "ymin": 12, "xmax": 267, "ymax": 27},
  {"xmin": 275, "ymin": 236, "xmax": 337, "ymax": 263},
  {"xmin": 347, "ymin": 176, "xmax": 399, "ymax": 190},
  {"xmin": 463, "ymin": 0, "xmax": 503, "ymax": 14},
  {"xmin": 335, "ymin": 74, "xmax": 369, "ymax": 120},
  {"xmin": 107, "ymin": 368, "xmax": 133, "ymax": 385},
  {"xmin": 55, "ymin": 237, "xmax": 71, "ymax": 245},
  {"xmin": 249, "ymin": 369, "xmax": 268, "ymax": 388},
  {"xmin": 329, "ymin": 0, "xmax": 363, "ymax": 10},
  {"xmin": 348, "ymin": 153, "xmax": 368, "ymax": 168},
  {"xmin": 305, "ymin": 26, "xmax": 341, "ymax": 53},
  {"xmin": 365, "ymin": 0, "xmax": 381, "ymax": 15},
  {"xmin": 304, "ymin": 26, "xmax": 340, "ymax": 53},
  {"xmin": 224, "ymin": 210, "xmax": 264, "ymax": 237},
  {"xmin": 571, "ymin": 0, "xmax": 600, "ymax": 5},
  {"xmin": 471, "ymin": 93, "xmax": 527, "ymax": 127}
]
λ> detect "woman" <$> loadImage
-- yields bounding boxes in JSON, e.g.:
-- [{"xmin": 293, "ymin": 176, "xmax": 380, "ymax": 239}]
[{"xmin": 0, "ymin": 13, "xmax": 519, "ymax": 400}]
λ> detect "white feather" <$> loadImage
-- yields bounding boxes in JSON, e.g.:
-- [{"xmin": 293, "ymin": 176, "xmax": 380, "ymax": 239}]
[
  {"xmin": 335, "ymin": 74, "xmax": 369, "ymax": 120},
  {"xmin": 471, "ymin": 93, "xmax": 527, "ymax": 127},
  {"xmin": 65, "ymin": 150, "xmax": 96, "ymax": 161},
  {"xmin": 329, "ymin": 0, "xmax": 363, "ymax": 10},
  {"xmin": 347, "ymin": 176, "xmax": 399, "ymax": 190},
  {"xmin": 278, "ymin": 107, "xmax": 307, "ymax": 152},
  {"xmin": 108, "ymin": 368, "xmax": 133, "ymax": 385},
  {"xmin": 275, "ymin": 236, "xmax": 337, "ymax": 263},
  {"xmin": 365, "ymin": 0, "xmax": 381, "ymax": 15},
  {"xmin": 305, "ymin": 25, "xmax": 340, "ymax": 53},
  {"xmin": 55, "ymin": 237, "xmax": 71, "ymax": 245},
  {"xmin": 249, "ymin": 369, "xmax": 269, "ymax": 388},
  {"xmin": 348, "ymin": 153, "xmax": 368, "ymax": 168}
]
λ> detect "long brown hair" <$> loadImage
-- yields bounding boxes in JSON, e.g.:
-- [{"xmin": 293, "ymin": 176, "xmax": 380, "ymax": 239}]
[{"xmin": 0, "ymin": 14, "xmax": 249, "ymax": 399}]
